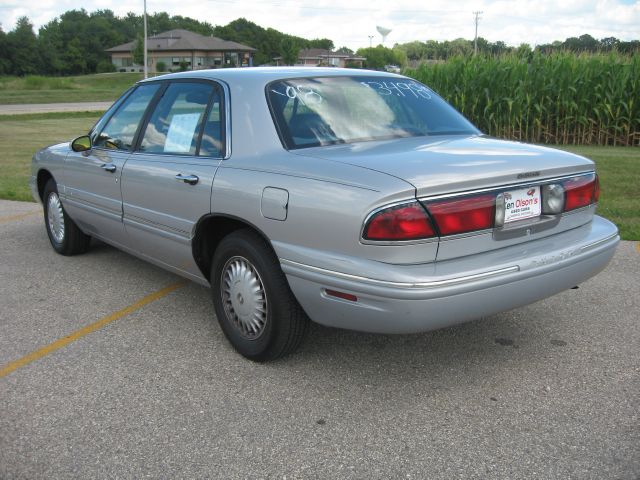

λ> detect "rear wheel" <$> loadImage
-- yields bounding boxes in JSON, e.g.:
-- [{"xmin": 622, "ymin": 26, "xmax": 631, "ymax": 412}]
[
  {"xmin": 211, "ymin": 229, "xmax": 308, "ymax": 361},
  {"xmin": 43, "ymin": 179, "xmax": 90, "ymax": 255}
]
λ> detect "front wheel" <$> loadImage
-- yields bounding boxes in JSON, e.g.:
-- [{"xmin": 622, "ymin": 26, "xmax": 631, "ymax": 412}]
[
  {"xmin": 43, "ymin": 179, "xmax": 91, "ymax": 255},
  {"xmin": 211, "ymin": 229, "xmax": 308, "ymax": 361}
]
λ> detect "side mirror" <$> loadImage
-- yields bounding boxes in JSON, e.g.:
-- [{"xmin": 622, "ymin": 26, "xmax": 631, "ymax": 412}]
[{"xmin": 71, "ymin": 135, "xmax": 92, "ymax": 152}]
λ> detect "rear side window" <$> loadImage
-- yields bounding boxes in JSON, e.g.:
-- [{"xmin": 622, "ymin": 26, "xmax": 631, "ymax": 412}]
[
  {"xmin": 139, "ymin": 82, "xmax": 221, "ymax": 156},
  {"xmin": 267, "ymin": 76, "xmax": 479, "ymax": 149},
  {"xmin": 94, "ymin": 83, "xmax": 160, "ymax": 151},
  {"xmin": 199, "ymin": 99, "xmax": 223, "ymax": 157}
]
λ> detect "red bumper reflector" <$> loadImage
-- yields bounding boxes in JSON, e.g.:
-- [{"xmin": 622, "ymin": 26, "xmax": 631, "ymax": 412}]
[{"xmin": 325, "ymin": 289, "xmax": 358, "ymax": 302}]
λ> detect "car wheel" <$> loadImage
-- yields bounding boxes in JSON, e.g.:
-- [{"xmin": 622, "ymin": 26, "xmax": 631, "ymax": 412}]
[
  {"xmin": 43, "ymin": 179, "xmax": 91, "ymax": 255},
  {"xmin": 211, "ymin": 229, "xmax": 308, "ymax": 361}
]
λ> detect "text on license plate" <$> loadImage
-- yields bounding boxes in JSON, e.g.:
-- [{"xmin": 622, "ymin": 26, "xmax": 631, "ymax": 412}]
[{"xmin": 504, "ymin": 186, "xmax": 541, "ymax": 223}]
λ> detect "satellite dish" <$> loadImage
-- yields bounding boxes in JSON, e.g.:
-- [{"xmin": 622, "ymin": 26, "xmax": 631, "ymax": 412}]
[{"xmin": 376, "ymin": 25, "xmax": 392, "ymax": 44}]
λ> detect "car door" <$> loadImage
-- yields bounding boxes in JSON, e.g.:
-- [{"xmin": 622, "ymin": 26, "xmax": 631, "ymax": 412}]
[
  {"xmin": 120, "ymin": 80, "xmax": 225, "ymax": 281},
  {"xmin": 63, "ymin": 83, "xmax": 161, "ymax": 248}
]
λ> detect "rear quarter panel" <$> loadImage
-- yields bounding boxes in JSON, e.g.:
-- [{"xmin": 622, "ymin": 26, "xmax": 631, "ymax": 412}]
[{"xmin": 209, "ymin": 75, "xmax": 440, "ymax": 267}]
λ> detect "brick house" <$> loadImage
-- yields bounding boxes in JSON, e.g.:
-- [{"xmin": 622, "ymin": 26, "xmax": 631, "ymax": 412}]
[
  {"xmin": 106, "ymin": 29, "xmax": 256, "ymax": 72},
  {"xmin": 275, "ymin": 48, "xmax": 365, "ymax": 68}
]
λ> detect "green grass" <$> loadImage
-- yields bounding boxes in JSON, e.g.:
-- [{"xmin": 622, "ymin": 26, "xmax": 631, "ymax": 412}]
[
  {"xmin": 0, "ymin": 113, "xmax": 100, "ymax": 201},
  {"xmin": 0, "ymin": 73, "xmax": 144, "ymax": 104},
  {"xmin": 557, "ymin": 145, "xmax": 640, "ymax": 240},
  {"xmin": 0, "ymin": 113, "xmax": 637, "ymax": 240}
]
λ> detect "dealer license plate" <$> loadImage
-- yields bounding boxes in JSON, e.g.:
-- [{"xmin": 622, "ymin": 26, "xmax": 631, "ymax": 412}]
[{"xmin": 503, "ymin": 186, "xmax": 541, "ymax": 223}]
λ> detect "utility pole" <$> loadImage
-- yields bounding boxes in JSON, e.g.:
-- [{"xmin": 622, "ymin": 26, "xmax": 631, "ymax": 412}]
[
  {"xmin": 368, "ymin": 35, "xmax": 374, "ymax": 48},
  {"xmin": 143, "ymin": 0, "xmax": 148, "ymax": 78},
  {"xmin": 473, "ymin": 11, "xmax": 482, "ymax": 56}
]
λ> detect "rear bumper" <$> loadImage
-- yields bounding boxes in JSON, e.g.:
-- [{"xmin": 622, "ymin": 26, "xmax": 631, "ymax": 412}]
[{"xmin": 280, "ymin": 216, "xmax": 619, "ymax": 333}]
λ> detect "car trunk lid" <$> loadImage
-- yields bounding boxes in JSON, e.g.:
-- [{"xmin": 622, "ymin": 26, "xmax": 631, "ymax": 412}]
[
  {"xmin": 293, "ymin": 135, "xmax": 594, "ymax": 197},
  {"xmin": 294, "ymin": 134, "xmax": 598, "ymax": 261}
]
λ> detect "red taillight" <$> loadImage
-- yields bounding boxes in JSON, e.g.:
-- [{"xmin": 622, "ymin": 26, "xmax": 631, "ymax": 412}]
[
  {"xmin": 426, "ymin": 194, "xmax": 495, "ymax": 236},
  {"xmin": 563, "ymin": 174, "xmax": 598, "ymax": 211},
  {"xmin": 363, "ymin": 202, "xmax": 435, "ymax": 241}
]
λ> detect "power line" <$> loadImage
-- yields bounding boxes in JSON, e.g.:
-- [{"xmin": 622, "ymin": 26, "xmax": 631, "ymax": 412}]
[{"xmin": 473, "ymin": 10, "xmax": 483, "ymax": 55}]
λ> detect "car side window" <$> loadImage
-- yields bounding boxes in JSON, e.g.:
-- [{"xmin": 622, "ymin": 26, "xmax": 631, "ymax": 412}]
[
  {"xmin": 89, "ymin": 87, "xmax": 133, "ymax": 141},
  {"xmin": 199, "ymin": 96, "xmax": 223, "ymax": 157},
  {"xmin": 140, "ymin": 82, "xmax": 220, "ymax": 156},
  {"xmin": 93, "ymin": 83, "xmax": 160, "ymax": 151}
]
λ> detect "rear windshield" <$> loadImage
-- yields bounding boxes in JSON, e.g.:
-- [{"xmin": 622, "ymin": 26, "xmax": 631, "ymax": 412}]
[{"xmin": 266, "ymin": 76, "xmax": 479, "ymax": 149}]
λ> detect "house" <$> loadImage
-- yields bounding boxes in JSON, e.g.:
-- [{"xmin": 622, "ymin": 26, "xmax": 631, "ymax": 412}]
[
  {"xmin": 275, "ymin": 48, "xmax": 365, "ymax": 68},
  {"xmin": 106, "ymin": 29, "xmax": 256, "ymax": 72}
]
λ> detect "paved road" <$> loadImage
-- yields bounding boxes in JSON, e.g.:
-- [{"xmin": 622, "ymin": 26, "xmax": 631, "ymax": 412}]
[
  {"xmin": 1, "ymin": 199, "xmax": 638, "ymax": 479},
  {"xmin": 0, "ymin": 102, "xmax": 112, "ymax": 115}
]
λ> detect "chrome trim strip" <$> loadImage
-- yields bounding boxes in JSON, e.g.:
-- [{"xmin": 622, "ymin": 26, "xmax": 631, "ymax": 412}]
[
  {"xmin": 279, "ymin": 258, "xmax": 520, "ymax": 289},
  {"xmin": 218, "ymin": 80, "xmax": 232, "ymax": 160},
  {"xmin": 418, "ymin": 171, "xmax": 595, "ymax": 202},
  {"xmin": 579, "ymin": 232, "xmax": 619, "ymax": 252}
]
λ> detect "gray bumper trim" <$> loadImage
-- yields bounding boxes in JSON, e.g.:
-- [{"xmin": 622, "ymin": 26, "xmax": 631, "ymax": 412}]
[
  {"xmin": 279, "ymin": 258, "xmax": 520, "ymax": 289},
  {"xmin": 580, "ymin": 232, "xmax": 619, "ymax": 252}
]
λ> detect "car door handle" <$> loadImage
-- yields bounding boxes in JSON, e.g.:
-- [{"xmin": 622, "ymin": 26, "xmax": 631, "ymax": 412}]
[
  {"xmin": 175, "ymin": 173, "xmax": 199, "ymax": 185},
  {"xmin": 100, "ymin": 163, "xmax": 116, "ymax": 173}
]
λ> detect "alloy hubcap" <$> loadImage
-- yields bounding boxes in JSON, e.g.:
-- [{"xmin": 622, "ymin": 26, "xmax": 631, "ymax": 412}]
[
  {"xmin": 47, "ymin": 192, "xmax": 65, "ymax": 244},
  {"xmin": 221, "ymin": 256, "xmax": 268, "ymax": 339}
]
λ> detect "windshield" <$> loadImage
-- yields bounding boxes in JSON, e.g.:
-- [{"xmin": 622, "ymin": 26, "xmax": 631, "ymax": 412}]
[{"xmin": 266, "ymin": 76, "xmax": 479, "ymax": 149}]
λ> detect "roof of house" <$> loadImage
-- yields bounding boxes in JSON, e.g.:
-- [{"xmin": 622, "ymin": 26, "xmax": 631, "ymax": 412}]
[
  {"xmin": 274, "ymin": 49, "xmax": 365, "ymax": 61},
  {"xmin": 298, "ymin": 48, "xmax": 363, "ymax": 59},
  {"xmin": 106, "ymin": 29, "xmax": 256, "ymax": 53}
]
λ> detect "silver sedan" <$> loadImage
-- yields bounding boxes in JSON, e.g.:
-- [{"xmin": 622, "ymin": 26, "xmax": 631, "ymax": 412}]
[{"xmin": 31, "ymin": 68, "xmax": 619, "ymax": 360}]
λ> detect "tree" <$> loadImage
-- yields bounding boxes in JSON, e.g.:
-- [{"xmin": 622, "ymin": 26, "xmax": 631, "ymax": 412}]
[
  {"xmin": 6, "ymin": 17, "xmax": 40, "ymax": 75},
  {"xmin": 335, "ymin": 46, "xmax": 354, "ymax": 55},
  {"xmin": 131, "ymin": 33, "xmax": 144, "ymax": 65},
  {"xmin": 356, "ymin": 45, "xmax": 405, "ymax": 70},
  {"xmin": 490, "ymin": 40, "xmax": 509, "ymax": 56},
  {"xmin": 516, "ymin": 43, "xmax": 532, "ymax": 57},
  {"xmin": 395, "ymin": 41, "xmax": 426, "ymax": 61},
  {"xmin": 308, "ymin": 38, "xmax": 334, "ymax": 50},
  {"xmin": 38, "ymin": 20, "xmax": 65, "ymax": 74},
  {"xmin": 63, "ymin": 37, "xmax": 87, "ymax": 74},
  {"xmin": 279, "ymin": 37, "xmax": 299, "ymax": 65},
  {"xmin": 600, "ymin": 37, "xmax": 619, "ymax": 51},
  {"xmin": 0, "ymin": 26, "xmax": 11, "ymax": 74}
]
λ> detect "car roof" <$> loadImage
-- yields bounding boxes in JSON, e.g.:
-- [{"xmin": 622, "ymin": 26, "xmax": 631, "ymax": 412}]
[{"xmin": 139, "ymin": 67, "xmax": 404, "ymax": 86}]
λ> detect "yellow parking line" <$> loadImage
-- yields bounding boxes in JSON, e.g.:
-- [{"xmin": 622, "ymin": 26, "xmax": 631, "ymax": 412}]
[
  {"xmin": 0, "ymin": 211, "xmax": 40, "ymax": 225},
  {"xmin": 636, "ymin": 242, "xmax": 640, "ymax": 254},
  {"xmin": 0, "ymin": 282, "xmax": 186, "ymax": 378}
]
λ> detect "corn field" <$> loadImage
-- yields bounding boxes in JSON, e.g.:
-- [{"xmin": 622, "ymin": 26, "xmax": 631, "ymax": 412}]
[{"xmin": 405, "ymin": 52, "xmax": 640, "ymax": 146}]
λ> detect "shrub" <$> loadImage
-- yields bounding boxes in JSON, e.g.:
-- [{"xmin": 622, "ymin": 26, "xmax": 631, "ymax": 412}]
[
  {"xmin": 23, "ymin": 75, "xmax": 47, "ymax": 89},
  {"xmin": 156, "ymin": 61, "xmax": 167, "ymax": 72},
  {"xmin": 96, "ymin": 60, "xmax": 116, "ymax": 73},
  {"xmin": 23, "ymin": 75, "xmax": 74, "ymax": 90},
  {"xmin": 46, "ymin": 78, "xmax": 74, "ymax": 90}
]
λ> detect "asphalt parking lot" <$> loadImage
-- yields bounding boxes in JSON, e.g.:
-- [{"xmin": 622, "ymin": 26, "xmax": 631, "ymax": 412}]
[{"xmin": 1, "ymin": 199, "xmax": 638, "ymax": 479}]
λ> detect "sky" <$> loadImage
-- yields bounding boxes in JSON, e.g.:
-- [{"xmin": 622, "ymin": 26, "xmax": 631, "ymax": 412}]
[{"xmin": 1, "ymin": 0, "xmax": 639, "ymax": 49}]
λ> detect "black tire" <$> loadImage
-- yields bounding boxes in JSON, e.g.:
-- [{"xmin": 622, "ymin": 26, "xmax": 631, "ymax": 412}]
[
  {"xmin": 211, "ymin": 229, "xmax": 308, "ymax": 361},
  {"xmin": 43, "ymin": 179, "xmax": 91, "ymax": 255}
]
